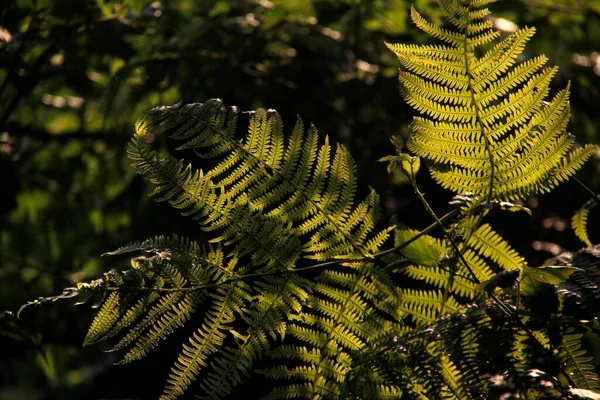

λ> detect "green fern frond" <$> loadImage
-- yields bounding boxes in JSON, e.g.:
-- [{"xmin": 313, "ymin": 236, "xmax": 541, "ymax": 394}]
[
  {"xmin": 432, "ymin": 344, "xmax": 468, "ymax": 399},
  {"xmin": 399, "ymin": 289, "xmax": 461, "ymax": 324},
  {"xmin": 132, "ymin": 100, "xmax": 389, "ymax": 266},
  {"xmin": 572, "ymin": 200, "xmax": 596, "ymax": 247},
  {"xmin": 351, "ymin": 383, "xmax": 403, "ymax": 400},
  {"xmin": 128, "ymin": 99, "xmax": 396, "ymax": 397},
  {"xmin": 387, "ymin": 1, "xmax": 598, "ymax": 202},
  {"xmin": 120, "ymin": 292, "xmax": 202, "ymax": 366},
  {"xmin": 559, "ymin": 329, "xmax": 600, "ymax": 391},
  {"xmin": 74, "ymin": 235, "xmax": 269, "ymax": 400},
  {"xmin": 257, "ymin": 262, "xmax": 396, "ymax": 399},
  {"xmin": 84, "ymin": 291, "xmax": 122, "ymax": 346},
  {"xmin": 404, "ymin": 265, "xmax": 478, "ymax": 299},
  {"xmin": 460, "ymin": 249, "xmax": 494, "ymax": 283},
  {"xmin": 162, "ymin": 284, "xmax": 249, "ymax": 400},
  {"xmin": 110, "ymin": 291, "xmax": 183, "ymax": 354},
  {"xmin": 467, "ymin": 223, "xmax": 527, "ymax": 271},
  {"xmin": 198, "ymin": 274, "xmax": 311, "ymax": 399}
]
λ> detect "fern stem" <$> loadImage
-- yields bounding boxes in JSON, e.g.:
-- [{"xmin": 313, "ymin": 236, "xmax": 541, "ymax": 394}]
[
  {"xmin": 573, "ymin": 177, "xmax": 600, "ymax": 205},
  {"xmin": 374, "ymin": 207, "xmax": 462, "ymax": 258},
  {"xmin": 409, "ymin": 175, "xmax": 480, "ymax": 285},
  {"xmin": 104, "ymin": 208, "xmax": 465, "ymax": 296},
  {"xmin": 462, "ymin": 5, "xmax": 496, "ymax": 208}
]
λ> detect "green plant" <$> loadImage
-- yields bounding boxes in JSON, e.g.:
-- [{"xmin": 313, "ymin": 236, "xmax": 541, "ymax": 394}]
[{"xmin": 19, "ymin": 0, "xmax": 600, "ymax": 398}]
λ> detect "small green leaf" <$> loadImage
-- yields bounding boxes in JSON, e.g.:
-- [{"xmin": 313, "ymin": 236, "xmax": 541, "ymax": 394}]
[
  {"xmin": 397, "ymin": 154, "xmax": 420, "ymax": 179},
  {"xmin": 498, "ymin": 201, "xmax": 532, "ymax": 216},
  {"xmin": 377, "ymin": 155, "xmax": 395, "ymax": 163},
  {"xmin": 379, "ymin": 153, "xmax": 420, "ymax": 180},
  {"xmin": 522, "ymin": 265, "xmax": 583, "ymax": 285},
  {"xmin": 395, "ymin": 228, "xmax": 445, "ymax": 267}
]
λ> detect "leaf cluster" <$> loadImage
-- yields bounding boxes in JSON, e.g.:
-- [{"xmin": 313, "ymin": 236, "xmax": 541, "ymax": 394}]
[{"xmin": 17, "ymin": 0, "xmax": 600, "ymax": 399}]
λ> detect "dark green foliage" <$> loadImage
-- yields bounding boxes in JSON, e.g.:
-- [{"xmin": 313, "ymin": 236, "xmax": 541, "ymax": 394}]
[
  {"xmin": 37, "ymin": 98, "xmax": 395, "ymax": 399},
  {"xmin": 353, "ymin": 245, "xmax": 600, "ymax": 399},
  {"xmin": 9, "ymin": 0, "xmax": 600, "ymax": 399}
]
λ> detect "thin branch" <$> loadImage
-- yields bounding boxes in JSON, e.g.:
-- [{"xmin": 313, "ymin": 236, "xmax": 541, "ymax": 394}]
[
  {"xmin": 101, "ymin": 208, "xmax": 463, "ymax": 294},
  {"xmin": 573, "ymin": 177, "xmax": 600, "ymax": 205},
  {"xmin": 374, "ymin": 207, "xmax": 461, "ymax": 258}
]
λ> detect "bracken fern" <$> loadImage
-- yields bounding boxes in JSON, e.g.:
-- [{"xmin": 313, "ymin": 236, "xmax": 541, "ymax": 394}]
[{"xmin": 19, "ymin": 0, "xmax": 600, "ymax": 399}]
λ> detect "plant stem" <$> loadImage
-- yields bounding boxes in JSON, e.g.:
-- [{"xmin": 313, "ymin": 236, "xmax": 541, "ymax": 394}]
[
  {"xmin": 573, "ymin": 177, "xmax": 600, "ymax": 205},
  {"xmin": 373, "ymin": 207, "xmax": 461, "ymax": 258},
  {"xmin": 409, "ymin": 175, "xmax": 480, "ymax": 284},
  {"xmin": 101, "ymin": 207, "xmax": 465, "ymax": 294}
]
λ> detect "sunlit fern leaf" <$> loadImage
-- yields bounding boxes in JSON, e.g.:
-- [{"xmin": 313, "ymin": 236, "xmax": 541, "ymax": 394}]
[
  {"xmin": 572, "ymin": 200, "xmax": 596, "ymax": 247},
  {"xmin": 460, "ymin": 249, "xmax": 494, "ymax": 283},
  {"xmin": 197, "ymin": 274, "xmax": 310, "ymax": 399},
  {"xmin": 454, "ymin": 316, "xmax": 486, "ymax": 393},
  {"xmin": 261, "ymin": 259, "xmax": 403, "ymax": 400},
  {"xmin": 398, "ymin": 289, "xmax": 462, "ymax": 324},
  {"xmin": 572, "ymin": 207, "xmax": 592, "ymax": 247},
  {"xmin": 432, "ymin": 344, "xmax": 469, "ymax": 399},
  {"xmin": 132, "ymin": 100, "xmax": 390, "ymax": 266},
  {"xmin": 161, "ymin": 284, "xmax": 250, "ymax": 400},
  {"xmin": 123, "ymin": 99, "xmax": 394, "ymax": 398},
  {"xmin": 404, "ymin": 264, "xmax": 478, "ymax": 299},
  {"xmin": 559, "ymin": 329, "xmax": 600, "ymax": 391},
  {"xmin": 80, "ymin": 237, "xmax": 247, "ymax": 377},
  {"xmin": 84, "ymin": 291, "xmax": 122, "ymax": 346},
  {"xmin": 467, "ymin": 223, "xmax": 527, "ymax": 271},
  {"xmin": 509, "ymin": 328, "xmax": 530, "ymax": 370},
  {"xmin": 387, "ymin": 2, "xmax": 598, "ymax": 203},
  {"xmin": 110, "ymin": 292, "xmax": 184, "ymax": 355},
  {"xmin": 120, "ymin": 292, "xmax": 203, "ymax": 367},
  {"xmin": 353, "ymin": 384, "xmax": 404, "ymax": 400},
  {"xmin": 100, "ymin": 283, "xmax": 162, "ymax": 345}
]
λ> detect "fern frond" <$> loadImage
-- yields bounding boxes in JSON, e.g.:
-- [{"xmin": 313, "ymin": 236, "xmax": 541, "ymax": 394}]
[
  {"xmin": 120, "ymin": 292, "xmax": 201, "ymax": 366},
  {"xmin": 467, "ymin": 223, "xmax": 527, "ymax": 271},
  {"xmin": 388, "ymin": 0, "xmax": 598, "ymax": 202},
  {"xmin": 572, "ymin": 200, "xmax": 595, "ymax": 247},
  {"xmin": 404, "ymin": 265, "xmax": 478, "ymax": 299},
  {"xmin": 559, "ymin": 329, "xmax": 600, "ymax": 391},
  {"xmin": 351, "ymin": 384, "xmax": 403, "ymax": 400},
  {"xmin": 162, "ymin": 284, "xmax": 250, "ymax": 400},
  {"xmin": 198, "ymin": 274, "xmax": 311, "ymax": 399},
  {"xmin": 133, "ymin": 101, "xmax": 387, "ymax": 267},
  {"xmin": 129, "ymin": 99, "xmax": 397, "ymax": 397},
  {"xmin": 399, "ymin": 289, "xmax": 461, "ymax": 324},
  {"xmin": 84, "ymin": 291, "xmax": 122, "ymax": 346},
  {"xmin": 110, "ymin": 291, "xmax": 184, "ymax": 354},
  {"xmin": 433, "ymin": 345, "xmax": 469, "ymax": 399}
]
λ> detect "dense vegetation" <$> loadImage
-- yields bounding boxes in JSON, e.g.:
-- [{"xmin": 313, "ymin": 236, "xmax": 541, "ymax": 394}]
[{"xmin": 1, "ymin": 0, "xmax": 600, "ymax": 399}]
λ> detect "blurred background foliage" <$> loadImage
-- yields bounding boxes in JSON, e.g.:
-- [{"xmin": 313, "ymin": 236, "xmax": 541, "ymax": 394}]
[{"xmin": 0, "ymin": 0, "xmax": 599, "ymax": 398}]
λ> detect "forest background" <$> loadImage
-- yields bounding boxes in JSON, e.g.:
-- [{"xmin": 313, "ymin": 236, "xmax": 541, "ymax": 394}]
[{"xmin": 1, "ymin": 0, "xmax": 600, "ymax": 398}]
